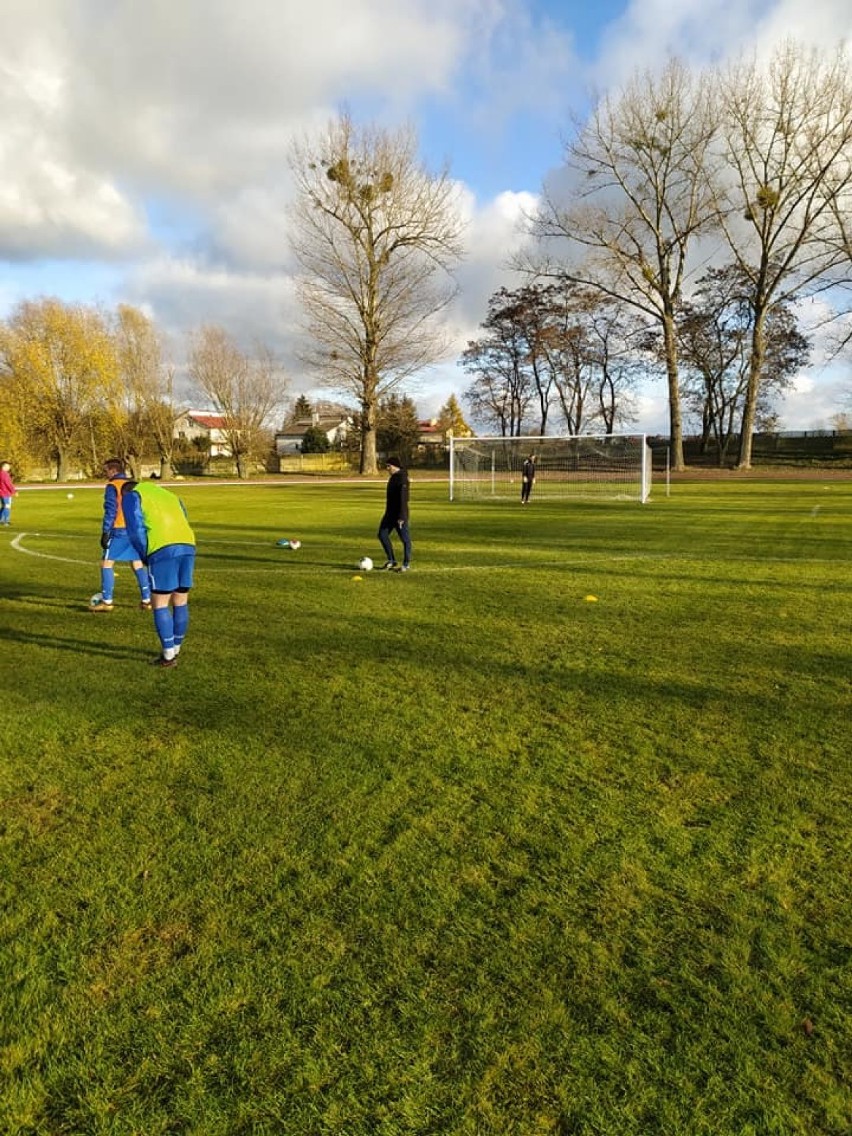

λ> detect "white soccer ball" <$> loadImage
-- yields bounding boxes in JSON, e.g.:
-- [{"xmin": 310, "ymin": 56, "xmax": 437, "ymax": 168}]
[
  {"xmin": 358, "ymin": 557, "xmax": 373, "ymax": 572},
  {"xmin": 67, "ymin": 493, "xmax": 74, "ymax": 499},
  {"xmin": 289, "ymin": 539, "xmax": 301, "ymax": 550},
  {"xmin": 89, "ymin": 592, "xmax": 104, "ymax": 607}
]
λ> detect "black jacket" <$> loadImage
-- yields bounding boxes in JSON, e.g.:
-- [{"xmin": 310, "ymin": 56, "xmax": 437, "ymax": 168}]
[{"xmin": 382, "ymin": 469, "xmax": 409, "ymax": 525}]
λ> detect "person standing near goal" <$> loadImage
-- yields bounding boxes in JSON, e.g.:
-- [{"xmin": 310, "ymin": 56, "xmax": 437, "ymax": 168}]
[
  {"xmin": 521, "ymin": 453, "xmax": 537, "ymax": 504},
  {"xmin": 378, "ymin": 456, "xmax": 411, "ymax": 572}
]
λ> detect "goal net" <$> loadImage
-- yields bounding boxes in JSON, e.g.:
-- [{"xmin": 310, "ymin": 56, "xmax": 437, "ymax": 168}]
[{"xmin": 449, "ymin": 434, "xmax": 653, "ymax": 503}]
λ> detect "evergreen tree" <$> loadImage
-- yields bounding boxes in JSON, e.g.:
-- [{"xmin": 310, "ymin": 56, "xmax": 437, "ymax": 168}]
[{"xmin": 377, "ymin": 394, "xmax": 420, "ymax": 464}]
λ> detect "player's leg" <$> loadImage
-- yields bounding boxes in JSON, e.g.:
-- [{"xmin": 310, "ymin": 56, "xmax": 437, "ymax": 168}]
[
  {"xmin": 170, "ymin": 552, "xmax": 195, "ymax": 655},
  {"xmin": 397, "ymin": 521, "xmax": 411, "ymax": 570},
  {"xmin": 131, "ymin": 559, "xmax": 152, "ymax": 608},
  {"xmin": 94, "ymin": 555, "xmax": 116, "ymax": 610},
  {"xmin": 0, "ymin": 496, "xmax": 10, "ymax": 524},
  {"xmin": 151, "ymin": 593, "xmax": 177, "ymax": 662},
  {"xmin": 172, "ymin": 593, "xmax": 189, "ymax": 655},
  {"xmin": 147, "ymin": 555, "xmax": 178, "ymax": 665},
  {"xmin": 377, "ymin": 524, "xmax": 397, "ymax": 568}
]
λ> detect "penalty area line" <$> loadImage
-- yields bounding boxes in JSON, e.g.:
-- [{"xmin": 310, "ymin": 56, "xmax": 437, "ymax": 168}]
[{"xmin": 10, "ymin": 533, "xmax": 90, "ymax": 566}]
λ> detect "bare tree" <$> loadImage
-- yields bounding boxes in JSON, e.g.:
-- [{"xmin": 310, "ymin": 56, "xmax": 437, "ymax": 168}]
[
  {"xmin": 113, "ymin": 305, "xmax": 182, "ymax": 478},
  {"xmin": 677, "ymin": 265, "xmax": 810, "ymax": 464},
  {"xmin": 461, "ymin": 339, "xmax": 533, "ymax": 437},
  {"xmin": 526, "ymin": 58, "xmax": 718, "ymax": 469},
  {"xmin": 531, "ymin": 282, "xmax": 642, "ymax": 436},
  {"xmin": 545, "ymin": 313, "xmax": 594, "ymax": 436},
  {"xmin": 189, "ymin": 326, "xmax": 287, "ymax": 479},
  {"xmin": 712, "ymin": 41, "xmax": 852, "ymax": 468},
  {"xmin": 289, "ymin": 112, "xmax": 465, "ymax": 473},
  {"xmin": 585, "ymin": 297, "xmax": 644, "ymax": 434},
  {"xmin": 461, "ymin": 289, "xmax": 537, "ymax": 436}
]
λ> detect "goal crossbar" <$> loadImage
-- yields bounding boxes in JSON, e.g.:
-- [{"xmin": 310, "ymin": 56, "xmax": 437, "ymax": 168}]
[{"xmin": 448, "ymin": 434, "xmax": 653, "ymax": 503}]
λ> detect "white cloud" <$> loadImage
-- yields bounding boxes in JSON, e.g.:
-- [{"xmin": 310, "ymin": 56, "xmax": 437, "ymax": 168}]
[
  {"xmin": 452, "ymin": 188, "xmax": 537, "ymax": 333},
  {"xmin": 1, "ymin": 0, "xmax": 850, "ymax": 430},
  {"xmin": 595, "ymin": 0, "xmax": 852, "ymax": 86},
  {"xmin": 0, "ymin": 0, "xmax": 487, "ymax": 258},
  {"xmin": 123, "ymin": 255, "xmax": 299, "ymax": 372},
  {"xmin": 776, "ymin": 370, "xmax": 849, "ymax": 429}
]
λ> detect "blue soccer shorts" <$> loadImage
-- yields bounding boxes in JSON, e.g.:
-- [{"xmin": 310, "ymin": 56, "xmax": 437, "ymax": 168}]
[
  {"xmin": 148, "ymin": 549, "xmax": 196, "ymax": 594},
  {"xmin": 103, "ymin": 531, "xmax": 140, "ymax": 562}
]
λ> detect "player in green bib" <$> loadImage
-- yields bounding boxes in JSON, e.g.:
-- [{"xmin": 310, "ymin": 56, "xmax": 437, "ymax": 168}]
[{"xmin": 121, "ymin": 480, "xmax": 196, "ymax": 668}]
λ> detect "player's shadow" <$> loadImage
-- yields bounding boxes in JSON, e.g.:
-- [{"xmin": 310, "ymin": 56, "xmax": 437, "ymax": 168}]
[
  {"xmin": 0, "ymin": 626, "xmax": 149, "ymax": 662},
  {"xmin": 0, "ymin": 592, "xmax": 81, "ymax": 610}
]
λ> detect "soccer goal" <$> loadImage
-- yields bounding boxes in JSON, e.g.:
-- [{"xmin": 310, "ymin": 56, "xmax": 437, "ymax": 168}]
[{"xmin": 448, "ymin": 434, "xmax": 654, "ymax": 503}]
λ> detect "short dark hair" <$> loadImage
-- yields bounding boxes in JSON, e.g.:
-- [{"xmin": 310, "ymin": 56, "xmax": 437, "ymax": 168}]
[{"xmin": 104, "ymin": 458, "xmax": 124, "ymax": 474}]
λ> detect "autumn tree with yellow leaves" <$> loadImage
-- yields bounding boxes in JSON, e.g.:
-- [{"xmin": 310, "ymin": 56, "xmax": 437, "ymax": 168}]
[{"xmin": 1, "ymin": 298, "xmax": 122, "ymax": 480}]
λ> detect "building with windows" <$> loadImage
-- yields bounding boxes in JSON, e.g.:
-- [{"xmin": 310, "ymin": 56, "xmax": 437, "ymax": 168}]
[
  {"xmin": 275, "ymin": 407, "xmax": 353, "ymax": 455},
  {"xmin": 173, "ymin": 411, "xmax": 231, "ymax": 457}
]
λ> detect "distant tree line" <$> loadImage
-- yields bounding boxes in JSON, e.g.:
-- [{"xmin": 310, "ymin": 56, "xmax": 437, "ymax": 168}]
[
  {"xmin": 0, "ymin": 300, "xmax": 288, "ymax": 480},
  {"xmin": 512, "ymin": 42, "xmax": 852, "ymax": 469},
  {"xmin": 461, "ymin": 265, "xmax": 811, "ymax": 466}
]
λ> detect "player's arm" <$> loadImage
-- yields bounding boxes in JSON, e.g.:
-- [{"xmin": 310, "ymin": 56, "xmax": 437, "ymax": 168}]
[
  {"xmin": 121, "ymin": 491, "xmax": 148, "ymax": 562},
  {"xmin": 100, "ymin": 484, "xmax": 119, "ymax": 549},
  {"xmin": 102, "ymin": 483, "xmax": 118, "ymax": 533}
]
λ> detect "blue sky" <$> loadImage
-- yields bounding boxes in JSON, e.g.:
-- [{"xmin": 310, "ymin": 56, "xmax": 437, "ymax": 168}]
[{"xmin": 1, "ymin": 0, "xmax": 851, "ymax": 431}]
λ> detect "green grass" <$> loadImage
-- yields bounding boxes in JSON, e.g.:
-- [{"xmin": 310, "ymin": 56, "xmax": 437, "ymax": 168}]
[{"xmin": 1, "ymin": 477, "xmax": 850, "ymax": 1135}]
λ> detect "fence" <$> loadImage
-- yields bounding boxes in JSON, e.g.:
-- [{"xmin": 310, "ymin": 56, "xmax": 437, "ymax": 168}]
[{"xmin": 650, "ymin": 431, "xmax": 852, "ymax": 467}]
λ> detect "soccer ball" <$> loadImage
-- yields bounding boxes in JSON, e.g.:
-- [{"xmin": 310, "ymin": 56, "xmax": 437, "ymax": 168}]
[
  {"xmin": 89, "ymin": 592, "xmax": 104, "ymax": 607},
  {"xmin": 67, "ymin": 493, "xmax": 74, "ymax": 499},
  {"xmin": 358, "ymin": 557, "xmax": 373, "ymax": 572},
  {"xmin": 289, "ymin": 539, "xmax": 301, "ymax": 550}
]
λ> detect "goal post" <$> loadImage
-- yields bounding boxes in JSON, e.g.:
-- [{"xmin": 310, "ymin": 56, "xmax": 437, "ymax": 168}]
[{"xmin": 448, "ymin": 434, "xmax": 654, "ymax": 503}]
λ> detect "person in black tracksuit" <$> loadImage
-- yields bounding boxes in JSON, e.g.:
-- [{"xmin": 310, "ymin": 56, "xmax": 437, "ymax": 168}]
[
  {"xmin": 521, "ymin": 453, "xmax": 537, "ymax": 504},
  {"xmin": 377, "ymin": 457, "xmax": 411, "ymax": 571}
]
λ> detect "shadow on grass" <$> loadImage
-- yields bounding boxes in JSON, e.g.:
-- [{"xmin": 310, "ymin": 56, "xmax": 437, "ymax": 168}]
[{"xmin": 0, "ymin": 626, "xmax": 150, "ymax": 662}]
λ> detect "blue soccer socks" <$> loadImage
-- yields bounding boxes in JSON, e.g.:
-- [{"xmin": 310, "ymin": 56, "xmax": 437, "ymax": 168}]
[
  {"xmin": 134, "ymin": 566, "xmax": 151, "ymax": 602},
  {"xmin": 172, "ymin": 603, "xmax": 189, "ymax": 651},
  {"xmin": 100, "ymin": 566, "xmax": 115, "ymax": 603},
  {"xmin": 153, "ymin": 606, "xmax": 175, "ymax": 654}
]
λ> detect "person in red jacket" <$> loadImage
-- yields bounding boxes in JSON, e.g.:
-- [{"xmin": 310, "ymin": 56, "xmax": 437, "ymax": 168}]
[{"xmin": 0, "ymin": 461, "xmax": 17, "ymax": 526}]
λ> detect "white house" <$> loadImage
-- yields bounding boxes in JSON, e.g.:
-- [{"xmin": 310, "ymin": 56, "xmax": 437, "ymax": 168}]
[
  {"xmin": 275, "ymin": 408, "xmax": 353, "ymax": 455},
  {"xmin": 174, "ymin": 411, "xmax": 231, "ymax": 457}
]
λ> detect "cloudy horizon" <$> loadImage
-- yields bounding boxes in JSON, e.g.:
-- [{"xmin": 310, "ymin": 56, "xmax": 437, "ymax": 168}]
[{"xmin": 2, "ymin": 0, "xmax": 852, "ymax": 434}]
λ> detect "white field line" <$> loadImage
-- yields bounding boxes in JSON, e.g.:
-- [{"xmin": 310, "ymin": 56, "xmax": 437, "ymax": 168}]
[
  {"xmin": 5, "ymin": 531, "xmax": 844, "ymax": 572},
  {"xmin": 9, "ymin": 533, "xmax": 89, "ymax": 566}
]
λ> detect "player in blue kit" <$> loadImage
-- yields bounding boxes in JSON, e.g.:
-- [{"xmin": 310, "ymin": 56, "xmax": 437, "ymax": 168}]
[
  {"xmin": 89, "ymin": 459, "xmax": 152, "ymax": 613},
  {"xmin": 121, "ymin": 479, "xmax": 196, "ymax": 668}
]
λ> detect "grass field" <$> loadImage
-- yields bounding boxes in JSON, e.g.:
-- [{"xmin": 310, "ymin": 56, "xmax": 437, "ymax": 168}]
[{"xmin": 1, "ymin": 476, "xmax": 850, "ymax": 1135}]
